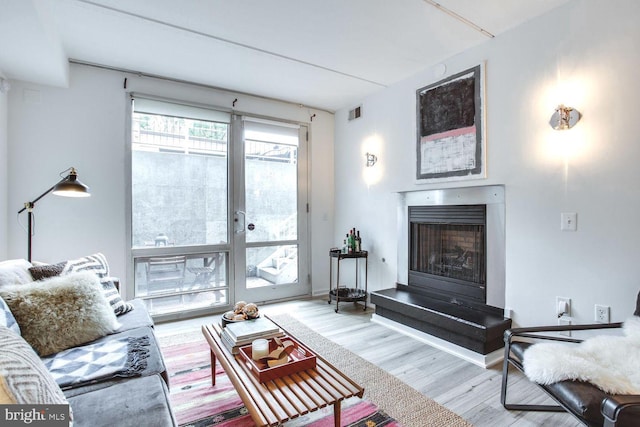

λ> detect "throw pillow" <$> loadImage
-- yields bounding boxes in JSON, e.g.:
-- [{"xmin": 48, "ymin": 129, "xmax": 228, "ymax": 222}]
[
  {"xmin": 0, "ymin": 259, "xmax": 33, "ymax": 288},
  {"xmin": 0, "ymin": 272, "xmax": 120, "ymax": 357},
  {"xmin": 28, "ymin": 261, "xmax": 66, "ymax": 281},
  {"xmin": 0, "ymin": 325, "xmax": 70, "ymax": 408},
  {"xmin": 29, "ymin": 252, "xmax": 109, "ymax": 280},
  {"xmin": 101, "ymin": 278, "xmax": 134, "ymax": 316},
  {"xmin": 28, "ymin": 253, "xmax": 134, "ymax": 317},
  {"xmin": 0, "ymin": 296, "xmax": 20, "ymax": 335}
]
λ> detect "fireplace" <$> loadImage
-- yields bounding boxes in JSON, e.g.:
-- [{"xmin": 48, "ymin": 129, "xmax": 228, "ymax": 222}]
[
  {"xmin": 409, "ymin": 204, "xmax": 486, "ymax": 305},
  {"xmin": 370, "ymin": 186, "xmax": 511, "ymax": 366}
]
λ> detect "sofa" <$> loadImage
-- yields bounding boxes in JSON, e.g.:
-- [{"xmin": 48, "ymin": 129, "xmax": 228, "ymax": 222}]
[{"xmin": 0, "ymin": 254, "xmax": 177, "ymax": 427}]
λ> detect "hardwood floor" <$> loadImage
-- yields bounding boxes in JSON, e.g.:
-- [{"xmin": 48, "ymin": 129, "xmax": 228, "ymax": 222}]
[{"xmin": 155, "ymin": 297, "xmax": 581, "ymax": 427}]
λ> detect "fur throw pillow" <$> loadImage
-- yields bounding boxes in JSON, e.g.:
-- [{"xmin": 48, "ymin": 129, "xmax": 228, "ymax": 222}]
[
  {"xmin": 0, "ymin": 272, "xmax": 120, "ymax": 356},
  {"xmin": 523, "ymin": 316, "xmax": 640, "ymax": 394}
]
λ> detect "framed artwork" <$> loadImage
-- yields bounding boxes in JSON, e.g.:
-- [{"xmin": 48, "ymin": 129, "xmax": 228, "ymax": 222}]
[{"xmin": 416, "ymin": 65, "xmax": 485, "ymax": 182}]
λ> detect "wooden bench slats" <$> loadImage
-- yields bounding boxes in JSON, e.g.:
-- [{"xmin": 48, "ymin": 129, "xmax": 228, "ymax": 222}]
[
  {"xmin": 288, "ymin": 372, "xmax": 327, "ymax": 407},
  {"xmin": 303, "ymin": 368, "xmax": 346, "ymax": 401},
  {"xmin": 234, "ymin": 365, "xmax": 282, "ymax": 425},
  {"xmin": 279, "ymin": 375, "xmax": 319, "ymax": 412},
  {"xmin": 262, "ymin": 379, "xmax": 300, "ymax": 419},
  {"xmin": 272, "ymin": 377, "xmax": 312, "ymax": 415},
  {"xmin": 202, "ymin": 320, "xmax": 364, "ymax": 427},
  {"xmin": 316, "ymin": 361, "xmax": 363, "ymax": 397},
  {"xmin": 296, "ymin": 370, "xmax": 336, "ymax": 403},
  {"xmin": 316, "ymin": 356, "xmax": 365, "ymax": 397}
]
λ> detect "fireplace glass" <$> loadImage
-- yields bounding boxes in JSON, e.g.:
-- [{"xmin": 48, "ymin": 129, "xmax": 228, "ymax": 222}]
[{"xmin": 410, "ymin": 222, "xmax": 485, "ymax": 285}]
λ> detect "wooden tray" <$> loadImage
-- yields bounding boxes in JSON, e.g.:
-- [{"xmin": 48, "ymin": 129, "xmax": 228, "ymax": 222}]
[{"xmin": 238, "ymin": 335, "xmax": 316, "ymax": 382}]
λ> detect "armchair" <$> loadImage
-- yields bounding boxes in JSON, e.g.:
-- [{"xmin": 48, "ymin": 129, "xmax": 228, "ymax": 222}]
[{"xmin": 501, "ymin": 292, "xmax": 640, "ymax": 427}]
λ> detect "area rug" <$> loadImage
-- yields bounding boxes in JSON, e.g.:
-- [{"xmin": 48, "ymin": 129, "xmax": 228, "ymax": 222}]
[
  {"xmin": 160, "ymin": 314, "xmax": 470, "ymax": 427},
  {"xmin": 267, "ymin": 314, "xmax": 471, "ymax": 427},
  {"xmin": 162, "ymin": 336, "xmax": 398, "ymax": 426}
]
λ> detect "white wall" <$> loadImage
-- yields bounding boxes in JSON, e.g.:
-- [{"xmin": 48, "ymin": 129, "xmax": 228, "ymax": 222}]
[
  {"xmin": 0, "ymin": 72, "xmax": 7, "ymax": 260},
  {"xmin": 7, "ymin": 64, "xmax": 335, "ymax": 297},
  {"xmin": 334, "ymin": 0, "xmax": 640, "ymax": 327}
]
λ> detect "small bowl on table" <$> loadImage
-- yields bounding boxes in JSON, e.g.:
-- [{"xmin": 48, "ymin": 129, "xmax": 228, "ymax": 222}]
[{"xmin": 221, "ymin": 313, "xmax": 260, "ymax": 328}]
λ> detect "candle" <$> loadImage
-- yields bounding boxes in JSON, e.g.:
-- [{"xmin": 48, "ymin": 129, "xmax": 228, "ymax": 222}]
[{"xmin": 252, "ymin": 339, "xmax": 269, "ymax": 361}]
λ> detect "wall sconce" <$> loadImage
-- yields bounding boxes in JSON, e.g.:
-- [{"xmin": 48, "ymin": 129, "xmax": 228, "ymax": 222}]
[
  {"xmin": 550, "ymin": 104, "xmax": 581, "ymax": 130},
  {"xmin": 366, "ymin": 152, "xmax": 377, "ymax": 167},
  {"xmin": 0, "ymin": 78, "xmax": 10, "ymax": 93}
]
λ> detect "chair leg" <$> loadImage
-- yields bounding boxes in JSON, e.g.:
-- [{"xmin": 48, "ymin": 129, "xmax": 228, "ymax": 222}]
[
  {"xmin": 500, "ymin": 344, "xmax": 511, "ymax": 408},
  {"xmin": 501, "ymin": 342, "xmax": 565, "ymax": 412}
]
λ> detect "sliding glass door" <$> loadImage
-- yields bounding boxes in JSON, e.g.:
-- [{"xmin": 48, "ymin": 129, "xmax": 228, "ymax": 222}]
[{"xmin": 128, "ymin": 97, "xmax": 308, "ymax": 319}]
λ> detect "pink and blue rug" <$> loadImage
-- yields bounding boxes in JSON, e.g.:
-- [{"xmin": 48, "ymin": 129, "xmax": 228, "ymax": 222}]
[{"xmin": 162, "ymin": 339, "xmax": 398, "ymax": 426}]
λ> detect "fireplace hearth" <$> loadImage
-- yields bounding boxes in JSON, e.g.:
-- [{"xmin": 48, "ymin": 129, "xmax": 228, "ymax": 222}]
[{"xmin": 371, "ymin": 186, "xmax": 511, "ymax": 365}]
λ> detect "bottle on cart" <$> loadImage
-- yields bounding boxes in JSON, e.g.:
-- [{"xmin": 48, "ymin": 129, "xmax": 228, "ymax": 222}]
[
  {"xmin": 342, "ymin": 239, "xmax": 347, "ymax": 254},
  {"xmin": 349, "ymin": 228, "xmax": 356, "ymax": 253},
  {"xmin": 350, "ymin": 229, "xmax": 357, "ymax": 253},
  {"xmin": 346, "ymin": 233, "xmax": 352, "ymax": 254},
  {"xmin": 355, "ymin": 230, "xmax": 361, "ymax": 252}
]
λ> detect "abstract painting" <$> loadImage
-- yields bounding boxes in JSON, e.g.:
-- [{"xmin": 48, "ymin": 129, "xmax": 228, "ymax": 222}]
[{"xmin": 416, "ymin": 65, "xmax": 485, "ymax": 182}]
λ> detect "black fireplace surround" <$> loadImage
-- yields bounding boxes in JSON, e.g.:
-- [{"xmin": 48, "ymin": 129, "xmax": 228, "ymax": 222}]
[{"xmin": 371, "ymin": 204, "xmax": 511, "ymax": 355}]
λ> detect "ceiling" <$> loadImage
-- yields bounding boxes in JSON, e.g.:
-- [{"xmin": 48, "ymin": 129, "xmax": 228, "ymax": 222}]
[{"xmin": 0, "ymin": 0, "xmax": 570, "ymax": 112}]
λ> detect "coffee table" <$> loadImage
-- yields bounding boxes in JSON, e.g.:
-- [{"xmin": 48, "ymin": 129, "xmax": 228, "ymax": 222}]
[{"xmin": 201, "ymin": 317, "xmax": 364, "ymax": 426}]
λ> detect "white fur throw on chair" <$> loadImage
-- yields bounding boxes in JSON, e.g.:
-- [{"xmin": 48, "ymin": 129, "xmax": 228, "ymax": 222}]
[{"xmin": 523, "ymin": 316, "xmax": 640, "ymax": 394}]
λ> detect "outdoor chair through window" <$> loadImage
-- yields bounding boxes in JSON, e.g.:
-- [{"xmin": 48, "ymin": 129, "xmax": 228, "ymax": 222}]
[{"xmin": 145, "ymin": 255, "xmax": 187, "ymax": 295}]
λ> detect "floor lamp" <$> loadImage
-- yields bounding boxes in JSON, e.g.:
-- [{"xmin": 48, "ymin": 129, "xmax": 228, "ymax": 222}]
[{"xmin": 17, "ymin": 167, "xmax": 91, "ymax": 262}]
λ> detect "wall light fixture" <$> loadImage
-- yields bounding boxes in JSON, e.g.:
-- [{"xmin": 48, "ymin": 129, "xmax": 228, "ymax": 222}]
[
  {"xmin": 0, "ymin": 78, "xmax": 10, "ymax": 93},
  {"xmin": 550, "ymin": 104, "xmax": 581, "ymax": 130},
  {"xmin": 366, "ymin": 152, "xmax": 377, "ymax": 167}
]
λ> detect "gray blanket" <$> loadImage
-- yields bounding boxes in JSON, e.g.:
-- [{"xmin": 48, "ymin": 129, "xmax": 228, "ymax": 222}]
[{"xmin": 42, "ymin": 335, "xmax": 150, "ymax": 390}]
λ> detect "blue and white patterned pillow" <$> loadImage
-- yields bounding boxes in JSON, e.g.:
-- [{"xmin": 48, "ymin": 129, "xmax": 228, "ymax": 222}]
[{"xmin": 0, "ymin": 295, "xmax": 20, "ymax": 335}]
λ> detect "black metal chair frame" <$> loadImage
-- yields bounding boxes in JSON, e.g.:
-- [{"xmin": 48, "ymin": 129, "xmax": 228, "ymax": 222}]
[{"xmin": 500, "ymin": 321, "xmax": 640, "ymax": 426}]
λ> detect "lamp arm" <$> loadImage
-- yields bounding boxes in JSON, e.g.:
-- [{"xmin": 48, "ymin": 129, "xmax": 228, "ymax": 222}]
[
  {"xmin": 17, "ymin": 176, "xmax": 69, "ymax": 214},
  {"xmin": 16, "ymin": 167, "xmax": 84, "ymax": 263}
]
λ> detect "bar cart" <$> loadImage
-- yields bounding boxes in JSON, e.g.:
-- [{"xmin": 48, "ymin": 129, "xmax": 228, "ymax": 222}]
[{"xmin": 328, "ymin": 249, "xmax": 368, "ymax": 313}]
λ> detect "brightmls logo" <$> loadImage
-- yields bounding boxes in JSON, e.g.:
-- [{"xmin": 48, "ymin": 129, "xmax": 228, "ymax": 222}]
[
  {"xmin": 0, "ymin": 405, "xmax": 69, "ymax": 426},
  {"xmin": 5, "ymin": 408, "xmax": 46, "ymax": 423}
]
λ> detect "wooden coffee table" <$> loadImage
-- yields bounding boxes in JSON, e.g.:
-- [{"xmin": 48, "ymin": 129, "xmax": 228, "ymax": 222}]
[{"xmin": 201, "ymin": 317, "xmax": 364, "ymax": 426}]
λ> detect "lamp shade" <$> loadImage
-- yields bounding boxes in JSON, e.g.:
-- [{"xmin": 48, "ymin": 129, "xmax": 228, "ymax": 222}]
[{"xmin": 51, "ymin": 169, "xmax": 91, "ymax": 197}]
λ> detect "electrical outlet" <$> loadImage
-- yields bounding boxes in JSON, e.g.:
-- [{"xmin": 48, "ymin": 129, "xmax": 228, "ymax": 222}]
[
  {"xmin": 556, "ymin": 296, "xmax": 571, "ymax": 318},
  {"xmin": 595, "ymin": 305, "xmax": 610, "ymax": 323},
  {"xmin": 557, "ymin": 297, "xmax": 571, "ymax": 336}
]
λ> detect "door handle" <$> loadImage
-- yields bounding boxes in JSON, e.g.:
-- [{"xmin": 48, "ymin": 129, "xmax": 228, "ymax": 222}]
[{"xmin": 234, "ymin": 211, "xmax": 246, "ymax": 234}]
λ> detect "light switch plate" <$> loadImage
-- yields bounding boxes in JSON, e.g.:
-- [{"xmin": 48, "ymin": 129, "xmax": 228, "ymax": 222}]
[{"xmin": 561, "ymin": 212, "xmax": 577, "ymax": 231}]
